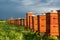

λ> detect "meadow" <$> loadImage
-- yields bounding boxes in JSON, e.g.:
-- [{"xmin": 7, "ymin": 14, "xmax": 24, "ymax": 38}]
[{"xmin": 0, "ymin": 21, "xmax": 58, "ymax": 40}]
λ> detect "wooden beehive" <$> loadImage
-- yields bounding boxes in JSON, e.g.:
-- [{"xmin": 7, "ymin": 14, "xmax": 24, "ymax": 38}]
[
  {"xmin": 16, "ymin": 18, "xmax": 21, "ymax": 26},
  {"xmin": 57, "ymin": 10, "xmax": 60, "ymax": 37},
  {"xmin": 14, "ymin": 18, "xmax": 21, "ymax": 26},
  {"xmin": 23, "ymin": 18, "xmax": 26, "ymax": 27},
  {"xmin": 37, "ymin": 14, "xmax": 46, "ymax": 34},
  {"xmin": 20, "ymin": 19, "xmax": 23, "ymax": 26},
  {"xmin": 29, "ymin": 16, "xmax": 33, "ymax": 30},
  {"xmin": 6, "ymin": 19, "xmax": 11, "ymax": 24},
  {"xmin": 10, "ymin": 19, "xmax": 15, "ymax": 25},
  {"xmin": 26, "ymin": 12, "xmax": 34, "ymax": 28},
  {"xmin": 46, "ymin": 10, "xmax": 59, "ymax": 36},
  {"xmin": 32, "ymin": 15, "xmax": 38, "ymax": 32},
  {"xmin": 14, "ymin": 19, "xmax": 17, "ymax": 25}
]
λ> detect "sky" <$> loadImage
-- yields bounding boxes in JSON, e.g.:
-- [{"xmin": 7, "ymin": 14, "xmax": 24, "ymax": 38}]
[{"xmin": 0, "ymin": 0, "xmax": 60, "ymax": 20}]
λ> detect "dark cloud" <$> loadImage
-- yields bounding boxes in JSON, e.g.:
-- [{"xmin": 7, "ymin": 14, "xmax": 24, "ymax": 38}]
[{"xmin": 0, "ymin": 0, "xmax": 60, "ymax": 20}]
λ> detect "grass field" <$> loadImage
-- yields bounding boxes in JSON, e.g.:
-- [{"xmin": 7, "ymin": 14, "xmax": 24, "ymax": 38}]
[{"xmin": 0, "ymin": 21, "xmax": 58, "ymax": 40}]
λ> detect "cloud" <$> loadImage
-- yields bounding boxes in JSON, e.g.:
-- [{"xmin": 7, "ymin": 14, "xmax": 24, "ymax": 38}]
[
  {"xmin": 3, "ymin": 0, "xmax": 60, "ymax": 13},
  {"xmin": 0, "ymin": 0, "xmax": 60, "ymax": 19},
  {"xmin": 21, "ymin": 0, "xmax": 33, "ymax": 5},
  {"xmin": 9, "ymin": 0, "xmax": 59, "ymax": 6},
  {"xmin": 34, "ymin": 0, "xmax": 59, "ymax": 6}
]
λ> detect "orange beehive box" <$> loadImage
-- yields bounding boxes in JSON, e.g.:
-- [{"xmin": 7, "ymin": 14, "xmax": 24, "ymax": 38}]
[
  {"xmin": 23, "ymin": 18, "xmax": 26, "ymax": 27},
  {"xmin": 46, "ymin": 10, "xmax": 59, "ymax": 36},
  {"xmin": 37, "ymin": 14, "xmax": 46, "ymax": 34},
  {"xmin": 10, "ymin": 19, "xmax": 15, "ymax": 24},
  {"xmin": 57, "ymin": 10, "xmax": 60, "ymax": 36},
  {"xmin": 14, "ymin": 18, "xmax": 20, "ymax": 26},
  {"xmin": 32, "ymin": 15, "xmax": 38, "ymax": 32},
  {"xmin": 14, "ymin": 19, "xmax": 17, "ymax": 25},
  {"xmin": 26, "ymin": 12, "xmax": 34, "ymax": 28},
  {"xmin": 20, "ymin": 19, "xmax": 23, "ymax": 26},
  {"xmin": 16, "ymin": 18, "xmax": 21, "ymax": 26},
  {"xmin": 6, "ymin": 19, "xmax": 11, "ymax": 23},
  {"xmin": 8, "ymin": 20, "xmax": 11, "ymax": 23},
  {"xmin": 29, "ymin": 16, "xmax": 33, "ymax": 30}
]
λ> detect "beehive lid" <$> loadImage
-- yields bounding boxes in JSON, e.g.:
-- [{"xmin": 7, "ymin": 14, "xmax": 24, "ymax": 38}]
[
  {"xmin": 51, "ymin": 10, "xmax": 58, "ymax": 13},
  {"xmin": 32, "ymin": 15, "xmax": 36, "ymax": 16},
  {"xmin": 10, "ymin": 17, "xmax": 14, "ymax": 20},
  {"xmin": 17, "ymin": 18, "xmax": 21, "ymax": 19},
  {"xmin": 40, "ymin": 13, "xmax": 46, "ymax": 15}
]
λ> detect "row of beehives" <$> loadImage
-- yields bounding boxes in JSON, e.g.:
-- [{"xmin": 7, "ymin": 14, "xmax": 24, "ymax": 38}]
[{"xmin": 7, "ymin": 10, "xmax": 60, "ymax": 37}]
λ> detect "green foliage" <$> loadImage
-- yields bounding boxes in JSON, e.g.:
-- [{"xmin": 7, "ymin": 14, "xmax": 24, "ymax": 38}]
[
  {"xmin": 50, "ymin": 36, "xmax": 58, "ymax": 40},
  {"xmin": 0, "ymin": 21, "xmax": 58, "ymax": 40}
]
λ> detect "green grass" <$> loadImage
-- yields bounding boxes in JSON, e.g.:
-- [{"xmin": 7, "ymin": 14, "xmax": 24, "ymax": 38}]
[{"xmin": 0, "ymin": 21, "xmax": 58, "ymax": 40}]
